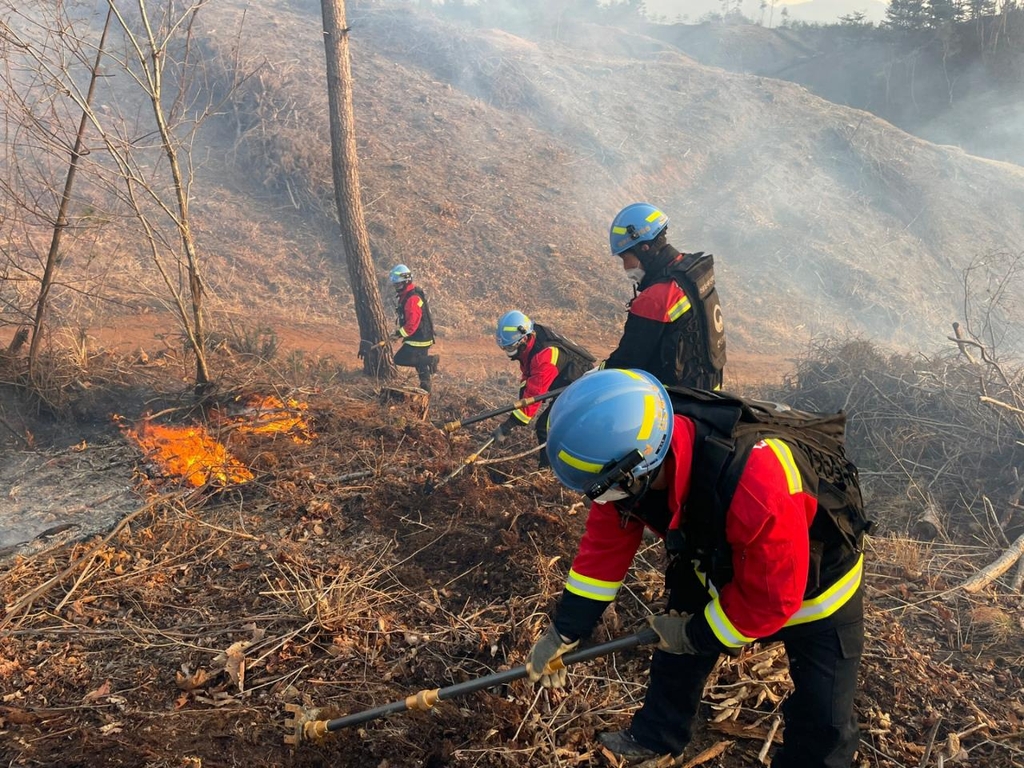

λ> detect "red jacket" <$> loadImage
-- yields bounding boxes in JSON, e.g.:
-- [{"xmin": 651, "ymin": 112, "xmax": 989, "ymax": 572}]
[
  {"xmin": 556, "ymin": 414, "xmax": 861, "ymax": 650},
  {"xmin": 396, "ymin": 283, "xmax": 434, "ymax": 346},
  {"xmin": 507, "ymin": 336, "xmax": 561, "ymax": 425}
]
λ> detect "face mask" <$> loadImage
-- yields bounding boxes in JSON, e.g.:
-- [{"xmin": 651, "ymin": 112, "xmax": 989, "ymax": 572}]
[
  {"xmin": 624, "ymin": 267, "xmax": 645, "ymax": 284},
  {"xmin": 592, "ymin": 485, "xmax": 631, "ymax": 505}
]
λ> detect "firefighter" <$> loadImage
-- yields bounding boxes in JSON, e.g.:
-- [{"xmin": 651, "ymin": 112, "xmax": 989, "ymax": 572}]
[
  {"xmin": 491, "ymin": 310, "xmax": 595, "ymax": 462},
  {"xmin": 389, "ymin": 264, "xmax": 438, "ymax": 393},
  {"xmin": 603, "ymin": 203, "xmax": 727, "ymax": 390},
  {"xmin": 528, "ymin": 369, "xmax": 865, "ymax": 768}
]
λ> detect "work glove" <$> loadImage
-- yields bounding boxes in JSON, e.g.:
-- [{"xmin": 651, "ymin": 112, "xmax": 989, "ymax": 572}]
[
  {"xmin": 491, "ymin": 423, "xmax": 510, "ymax": 444},
  {"xmin": 648, "ymin": 610, "xmax": 698, "ymax": 655},
  {"xmin": 527, "ymin": 624, "xmax": 579, "ymax": 689}
]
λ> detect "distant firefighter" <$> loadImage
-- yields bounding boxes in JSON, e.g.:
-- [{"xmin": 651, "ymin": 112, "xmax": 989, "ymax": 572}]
[
  {"xmin": 491, "ymin": 310, "xmax": 595, "ymax": 465},
  {"xmin": 603, "ymin": 203, "xmax": 726, "ymax": 390},
  {"xmin": 388, "ymin": 264, "xmax": 439, "ymax": 393}
]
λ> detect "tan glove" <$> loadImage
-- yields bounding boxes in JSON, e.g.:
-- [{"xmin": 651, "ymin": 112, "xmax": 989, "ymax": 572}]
[
  {"xmin": 648, "ymin": 610, "xmax": 698, "ymax": 655},
  {"xmin": 527, "ymin": 624, "xmax": 579, "ymax": 689}
]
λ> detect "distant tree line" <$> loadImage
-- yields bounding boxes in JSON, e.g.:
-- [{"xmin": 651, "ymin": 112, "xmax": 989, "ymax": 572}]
[{"xmin": 884, "ymin": 0, "xmax": 1015, "ymax": 28}]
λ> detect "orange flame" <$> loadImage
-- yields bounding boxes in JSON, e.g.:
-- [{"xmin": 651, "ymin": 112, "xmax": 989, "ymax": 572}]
[
  {"xmin": 119, "ymin": 418, "xmax": 254, "ymax": 487},
  {"xmin": 217, "ymin": 394, "xmax": 314, "ymax": 442}
]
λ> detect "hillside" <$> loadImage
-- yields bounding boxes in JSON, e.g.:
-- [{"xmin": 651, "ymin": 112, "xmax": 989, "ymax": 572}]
[
  {"xmin": 183, "ymin": 1, "xmax": 1024, "ymax": 358},
  {"xmin": 640, "ymin": 14, "xmax": 1024, "ymax": 168}
]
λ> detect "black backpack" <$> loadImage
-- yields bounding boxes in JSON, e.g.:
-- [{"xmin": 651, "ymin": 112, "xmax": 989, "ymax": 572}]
[
  {"xmin": 666, "ymin": 252, "xmax": 727, "ymax": 376},
  {"xmin": 665, "ymin": 386, "xmax": 874, "ymax": 597},
  {"xmin": 533, "ymin": 324, "xmax": 597, "ymax": 387}
]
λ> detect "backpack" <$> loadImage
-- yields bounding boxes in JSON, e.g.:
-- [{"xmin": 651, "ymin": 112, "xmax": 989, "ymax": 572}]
[
  {"xmin": 665, "ymin": 386, "xmax": 874, "ymax": 597},
  {"xmin": 666, "ymin": 252, "xmax": 727, "ymax": 376},
  {"xmin": 533, "ymin": 324, "xmax": 597, "ymax": 387}
]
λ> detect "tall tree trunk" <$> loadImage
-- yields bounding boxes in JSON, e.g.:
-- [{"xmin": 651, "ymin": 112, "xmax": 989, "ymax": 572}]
[{"xmin": 320, "ymin": 0, "xmax": 395, "ymax": 378}]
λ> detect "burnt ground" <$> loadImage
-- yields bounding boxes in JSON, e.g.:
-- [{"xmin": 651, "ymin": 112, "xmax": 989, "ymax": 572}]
[{"xmin": 2, "ymin": 340, "xmax": 1023, "ymax": 768}]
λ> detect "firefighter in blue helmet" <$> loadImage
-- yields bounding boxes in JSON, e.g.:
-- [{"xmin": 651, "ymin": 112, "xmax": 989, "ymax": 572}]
[
  {"xmin": 388, "ymin": 264, "xmax": 438, "ymax": 393},
  {"xmin": 603, "ymin": 203, "xmax": 727, "ymax": 390},
  {"xmin": 492, "ymin": 310, "xmax": 595, "ymax": 465},
  {"xmin": 528, "ymin": 369, "xmax": 866, "ymax": 767}
]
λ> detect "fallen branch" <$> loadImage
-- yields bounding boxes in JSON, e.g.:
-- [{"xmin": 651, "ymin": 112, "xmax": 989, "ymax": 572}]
[
  {"xmin": 959, "ymin": 532, "xmax": 1024, "ymax": 594},
  {"xmin": 636, "ymin": 740, "xmax": 733, "ymax": 768}
]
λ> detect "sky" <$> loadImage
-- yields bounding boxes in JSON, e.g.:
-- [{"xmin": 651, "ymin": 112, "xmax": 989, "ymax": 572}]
[{"xmin": 642, "ymin": 0, "xmax": 889, "ymax": 24}]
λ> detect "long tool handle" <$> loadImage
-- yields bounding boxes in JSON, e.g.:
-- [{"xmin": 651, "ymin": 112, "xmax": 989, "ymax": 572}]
[
  {"xmin": 441, "ymin": 387, "xmax": 566, "ymax": 433},
  {"xmin": 309, "ymin": 627, "xmax": 658, "ymax": 735}
]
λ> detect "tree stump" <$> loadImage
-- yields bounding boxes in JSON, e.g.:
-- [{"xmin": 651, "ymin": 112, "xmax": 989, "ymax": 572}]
[{"xmin": 380, "ymin": 386, "xmax": 429, "ymax": 420}]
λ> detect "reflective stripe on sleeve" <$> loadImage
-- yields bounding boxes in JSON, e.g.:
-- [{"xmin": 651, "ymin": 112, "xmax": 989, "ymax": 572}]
[
  {"xmin": 565, "ymin": 569, "xmax": 621, "ymax": 601},
  {"xmin": 666, "ymin": 295, "xmax": 692, "ymax": 321},
  {"xmin": 763, "ymin": 438, "xmax": 802, "ymax": 494},
  {"xmin": 705, "ymin": 598, "xmax": 756, "ymax": 648},
  {"xmin": 512, "ymin": 408, "xmax": 531, "ymax": 424}
]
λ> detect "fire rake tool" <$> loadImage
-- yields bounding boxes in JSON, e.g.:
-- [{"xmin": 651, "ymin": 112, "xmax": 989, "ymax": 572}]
[
  {"xmin": 283, "ymin": 626, "xmax": 658, "ymax": 745},
  {"xmin": 423, "ymin": 435, "xmax": 495, "ymax": 495},
  {"xmin": 438, "ymin": 387, "xmax": 566, "ymax": 433}
]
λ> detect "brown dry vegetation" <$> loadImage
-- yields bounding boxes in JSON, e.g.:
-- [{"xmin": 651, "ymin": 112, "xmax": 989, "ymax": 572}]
[
  {"xmin": 2, "ymin": 336, "xmax": 1024, "ymax": 768},
  {"xmin": 3, "ymin": 2, "xmax": 1024, "ymax": 767}
]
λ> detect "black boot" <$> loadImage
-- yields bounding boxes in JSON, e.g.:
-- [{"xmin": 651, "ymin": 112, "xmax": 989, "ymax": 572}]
[
  {"xmin": 428, "ymin": 355, "xmax": 440, "ymax": 374},
  {"xmin": 597, "ymin": 731, "xmax": 660, "ymax": 763},
  {"xmin": 418, "ymin": 371, "xmax": 432, "ymax": 393}
]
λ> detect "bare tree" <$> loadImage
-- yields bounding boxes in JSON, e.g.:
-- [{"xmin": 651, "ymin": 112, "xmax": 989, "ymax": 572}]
[
  {"xmin": 320, "ymin": 0, "xmax": 395, "ymax": 379},
  {"xmin": 1, "ymin": 0, "xmax": 241, "ymax": 394},
  {"xmin": 25, "ymin": 8, "xmax": 113, "ymax": 379}
]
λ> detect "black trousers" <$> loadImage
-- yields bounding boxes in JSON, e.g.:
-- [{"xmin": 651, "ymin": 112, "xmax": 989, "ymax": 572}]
[
  {"xmin": 394, "ymin": 344, "xmax": 436, "ymax": 392},
  {"xmin": 628, "ymin": 567, "xmax": 863, "ymax": 768}
]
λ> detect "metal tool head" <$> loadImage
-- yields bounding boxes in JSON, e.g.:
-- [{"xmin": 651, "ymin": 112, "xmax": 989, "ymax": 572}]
[{"xmin": 283, "ymin": 702, "xmax": 328, "ymax": 747}]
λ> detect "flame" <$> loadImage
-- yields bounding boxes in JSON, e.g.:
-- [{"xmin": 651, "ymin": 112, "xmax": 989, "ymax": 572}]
[
  {"xmin": 218, "ymin": 394, "xmax": 314, "ymax": 442},
  {"xmin": 119, "ymin": 417, "xmax": 254, "ymax": 487}
]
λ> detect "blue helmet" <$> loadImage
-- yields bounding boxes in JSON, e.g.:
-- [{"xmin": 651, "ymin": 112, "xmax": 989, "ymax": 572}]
[
  {"xmin": 545, "ymin": 369, "xmax": 673, "ymax": 499},
  {"xmin": 388, "ymin": 264, "xmax": 412, "ymax": 285},
  {"xmin": 495, "ymin": 310, "xmax": 534, "ymax": 352},
  {"xmin": 609, "ymin": 203, "xmax": 669, "ymax": 256}
]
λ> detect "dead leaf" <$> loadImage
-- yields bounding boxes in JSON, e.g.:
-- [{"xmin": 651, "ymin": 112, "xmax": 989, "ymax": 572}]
[
  {"xmin": 175, "ymin": 664, "xmax": 210, "ymax": 691},
  {"xmin": 82, "ymin": 679, "xmax": 112, "ymax": 702}
]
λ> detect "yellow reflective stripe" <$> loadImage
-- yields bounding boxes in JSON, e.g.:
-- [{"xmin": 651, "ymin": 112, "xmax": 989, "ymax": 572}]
[
  {"xmin": 705, "ymin": 598, "xmax": 755, "ymax": 648},
  {"xmin": 611, "ymin": 225, "xmax": 629, "ymax": 235},
  {"xmin": 620, "ymin": 370, "xmax": 646, "ymax": 381},
  {"xmin": 637, "ymin": 394, "xmax": 655, "ymax": 441},
  {"xmin": 565, "ymin": 569, "xmax": 621, "ymax": 601},
  {"xmin": 698, "ymin": 556, "xmax": 862, "ymax": 645},
  {"xmin": 667, "ymin": 296, "xmax": 691, "ymax": 321},
  {"xmin": 764, "ymin": 438, "xmax": 802, "ymax": 494},
  {"xmin": 404, "ymin": 340, "xmax": 433, "ymax": 347},
  {"xmin": 549, "ymin": 348, "xmax": 559, "ymax": 366},
  {"xmin": 646, "ymin": 209, "xmax": 664, "ymax": 223},
  {"xmin": 557, "ymin": 450, "xmax": 603, "ymax": 474},
  {"xmin": 786, "ymin": 555, "xmax": 863, "ymax": 626},
  {"xmin": 512, "ymin": 409, "xmax": 531, "ymax": 424},
  {"xmin": 598, "ymin": 360, "xmax": 607, "ymax": 370},
  {"xmin": 399, "ymin": 328, "xmax": 410, "ymax": 338},
  {"xmin": 501, "ymin": 325, "xmax": 520, "ymax": 333},
  {"xmin": 415, "ymin": 298, "xmax": 423, "ymax": 307}
]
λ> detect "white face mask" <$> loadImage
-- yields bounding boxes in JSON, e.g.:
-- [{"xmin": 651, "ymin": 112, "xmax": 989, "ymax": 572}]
[
  {"xmin": 592, "ymin": 485, "xmax": 631, "ymax": 505},
  {"xmin": 624, "ymin": 267, "xmax": 645, "ymax": 284}
]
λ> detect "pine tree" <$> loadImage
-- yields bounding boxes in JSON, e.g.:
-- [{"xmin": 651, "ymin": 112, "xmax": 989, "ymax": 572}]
[{"xmin": 885, "ymin": 0, "xmax": 929, "ymax": 29}]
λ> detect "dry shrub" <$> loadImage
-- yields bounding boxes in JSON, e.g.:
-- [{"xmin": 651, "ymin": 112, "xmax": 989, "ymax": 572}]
[
  {"xmin": 752, "ymin": 335, "xmax": 1024, "ymax": 541},
  {"xmin": 970, "ymin": 605, "xmax": 1019, "ymax": 647}
]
